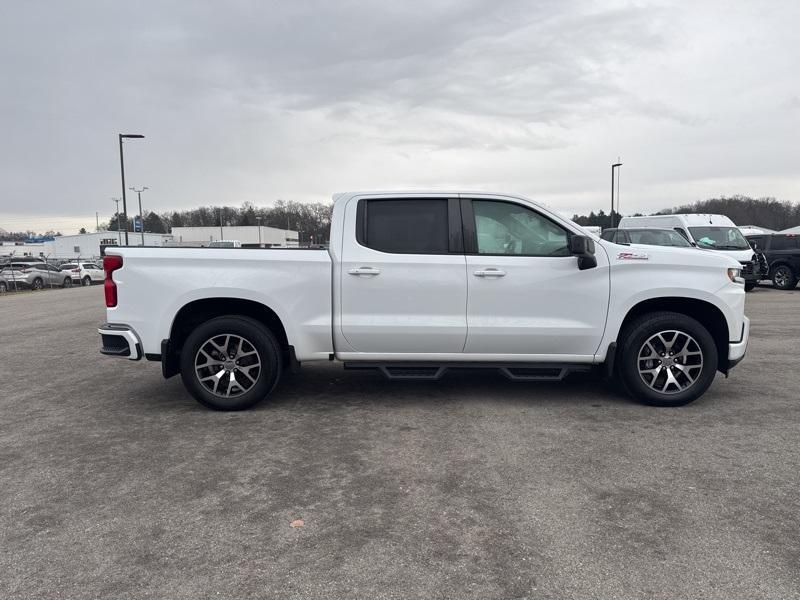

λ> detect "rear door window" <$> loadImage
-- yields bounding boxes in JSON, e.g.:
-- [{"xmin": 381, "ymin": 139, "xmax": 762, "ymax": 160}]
[{"xmin": 357, "ymin": 199, "xmax": 450, "ymax": 254}]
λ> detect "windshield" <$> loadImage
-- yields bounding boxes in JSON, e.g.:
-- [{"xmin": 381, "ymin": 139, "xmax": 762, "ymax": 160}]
[
  {"xmin": 628, "ymin": 230, "xmax": 692, "ymax": 247},
  {"xmin": 688, "ymin": 226, "xmax": 750, "ymax": 250}
]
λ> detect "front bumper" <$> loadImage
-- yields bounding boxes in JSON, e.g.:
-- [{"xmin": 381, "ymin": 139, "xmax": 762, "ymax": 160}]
[
  {"xmin": 739, "ymin": 261, "xmax": 760, "ymax": 282},
  {"xmin": 727, "ymin": 316, "xmax": 750, "ymax": 370},
  {"xmin": 98, "ymin": 324, "xmax": 142, "ymax": 360}
]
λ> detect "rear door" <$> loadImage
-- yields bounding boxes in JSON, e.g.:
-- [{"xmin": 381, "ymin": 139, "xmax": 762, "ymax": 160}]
[
  {"xmin": 462, "ymin": 197, "xmax": 610, "ymax": 357},
  {"xmin": 46, "ymin": 264, "xmax": 63, "ymax": 283},
  {"xmin": 768, "ymin": 235, "xmax": 800, "ymax": 272},
  {"xmin": 339, "ymin": 197, "xmax": 467, "ymax": 353}
]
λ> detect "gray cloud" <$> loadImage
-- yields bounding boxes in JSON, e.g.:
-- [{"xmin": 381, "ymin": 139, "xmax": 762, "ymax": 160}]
[{"xmin": 1, "ymin": 0, "xmax": 798, "ymax": 232}]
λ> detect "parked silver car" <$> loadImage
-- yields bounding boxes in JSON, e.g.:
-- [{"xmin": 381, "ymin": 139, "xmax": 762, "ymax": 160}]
[{"xmin": 0, "ymin": 262, "xmax": 73, "ymax": 289}]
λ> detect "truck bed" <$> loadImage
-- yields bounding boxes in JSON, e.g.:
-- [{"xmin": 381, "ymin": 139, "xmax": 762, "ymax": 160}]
[{"xmin": 106, "ymin": 246, "xmax": 333, "ymax": 361}]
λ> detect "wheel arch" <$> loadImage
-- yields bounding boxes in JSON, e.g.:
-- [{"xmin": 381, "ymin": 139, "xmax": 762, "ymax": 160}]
[
  {"xmin": 165, "ymin": 298, "xmax": 291, "ymax": 377},
  {"xmin": 769, "ymin": 260, "xmax": 794, "ymax": 274},
  {"xmin": 616, "ymin": 297, "xmax": 730, "ymax": 373}
]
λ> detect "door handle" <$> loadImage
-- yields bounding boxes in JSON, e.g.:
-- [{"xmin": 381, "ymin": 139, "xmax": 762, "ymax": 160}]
[
  {"xmin": 348, "ymin": 266, "xmax": 381, "ymax": 276},
  {"xmin": 473, "ymin": 268, "xmax": 506, "ymax": 278}
]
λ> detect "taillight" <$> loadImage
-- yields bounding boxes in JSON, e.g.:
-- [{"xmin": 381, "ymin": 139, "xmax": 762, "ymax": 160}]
[{"xmin": 104, "ymin": 255, "xmax": 123, "ymax": 307}]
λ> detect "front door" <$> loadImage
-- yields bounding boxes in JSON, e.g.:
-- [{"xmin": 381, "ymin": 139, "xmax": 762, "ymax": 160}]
[
  {"xmin": 339, "ymin": 197, "xmax": 467, "ymax": 354},
  {"xmin": 462, "ymin": 198, "xmax": 609, "ymax": 357}
]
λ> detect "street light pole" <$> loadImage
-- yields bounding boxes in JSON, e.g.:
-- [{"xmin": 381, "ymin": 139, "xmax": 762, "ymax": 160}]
[
  {"xmin": 257, "ymin": 217, "xmax": 262, "ymax": 247},
  {"xmin": 611, "ymin": 160, "xmax": 623, "ymax": 228},
  {"xmin": 129, "ymin": 186, "xmax": 149, "ymax": 246},
  {"xmin": 118, "ymin": 133, "xmax": 145, "ymax": 245},
  {"xmin": 111, "ymin": 198, "xmax": 122, "ymax": 245}
]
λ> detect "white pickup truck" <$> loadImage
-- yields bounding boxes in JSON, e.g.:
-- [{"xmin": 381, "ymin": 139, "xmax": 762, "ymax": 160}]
[{"xmin": 98, "ymin": 191, "xmax": 749, "ymax": 410}]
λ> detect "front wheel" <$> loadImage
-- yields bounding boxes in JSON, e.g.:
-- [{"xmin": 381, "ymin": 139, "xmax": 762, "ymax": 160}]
[
  {"xmin": 179, "ymin": 316, "xmax": 282, "ymax": 410},
  {"xmin": 771, "ymin": 265, "xmax": 797, "ymax": 290},
  {"xmin": 82, "ymin": 276, "xmax": 92, "ymax": 286},
  {"xmin": 618, "ymin": 312, "xmax": 718, "ymax": 407}
]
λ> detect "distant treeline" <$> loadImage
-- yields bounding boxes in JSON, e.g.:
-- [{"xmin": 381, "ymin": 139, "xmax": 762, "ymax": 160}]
[
  {"xmin": 4, "ymin": 195, "xmax": 798, "ymax": 241},
  {"xmin": 103, "ymin": 200, "xmax": 334, "ymax": 244},
  {"xmin": 572, "ymin": 195, "xmax": 799, "ymax": 230}
]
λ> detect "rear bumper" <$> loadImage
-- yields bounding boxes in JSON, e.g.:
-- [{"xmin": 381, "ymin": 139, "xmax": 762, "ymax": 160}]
[
  {"xmin": 98, "ymin": 324, "xmax": 142, "ymax": 360},
  {"xmin": 727, "ymin": 316, "xmax": 750, "ymax": 369}
]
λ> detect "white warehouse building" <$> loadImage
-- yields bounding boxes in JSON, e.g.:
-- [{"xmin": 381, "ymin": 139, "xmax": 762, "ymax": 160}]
[
  {"xmin": 44, "ymin": 232, "xmax": 174, "ymax": 259},
  {"xmin": 169, "ymin": 225, "xmax": 299, "ymax": 247}
]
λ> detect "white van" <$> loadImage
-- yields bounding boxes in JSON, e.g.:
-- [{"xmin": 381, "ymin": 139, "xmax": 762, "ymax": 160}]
[{"xmin": 617, "ymin": 214, "xmax": 762, "ymax": 289}]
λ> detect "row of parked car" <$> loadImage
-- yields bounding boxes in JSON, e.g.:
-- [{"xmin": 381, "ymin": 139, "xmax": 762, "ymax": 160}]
[
  {"xmin": 597, "ymin": 213, "xmax": 799, "ymax": 291},
  {"xmin": 0, "ymin": 260, "xmax": 105, "ymax": 292}
]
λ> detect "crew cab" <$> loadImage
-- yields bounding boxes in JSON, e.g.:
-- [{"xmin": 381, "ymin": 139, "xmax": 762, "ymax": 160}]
[{"xmin": 98, "ymin": 191, "xmax": 749, "ymax": 410}]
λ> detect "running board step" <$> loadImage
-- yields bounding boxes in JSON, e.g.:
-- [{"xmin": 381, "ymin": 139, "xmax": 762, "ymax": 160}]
[{"xmin": 343, "ymin": 362, "xmax": 591, "ymax": 381}]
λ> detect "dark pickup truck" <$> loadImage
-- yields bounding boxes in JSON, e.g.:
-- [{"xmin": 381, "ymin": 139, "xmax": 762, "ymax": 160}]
[{"xmin": 746, "ymin": 233, "xmax": 800, "ymax": 290}]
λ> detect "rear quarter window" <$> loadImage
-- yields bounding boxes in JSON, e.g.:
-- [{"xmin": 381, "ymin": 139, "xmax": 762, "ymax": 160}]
[{"xmin": 770, "ymin": 236, "xmax": 798, "ymax": 251}]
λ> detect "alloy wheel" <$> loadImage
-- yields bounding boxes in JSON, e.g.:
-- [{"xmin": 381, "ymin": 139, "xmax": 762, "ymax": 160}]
[
  {"xmin": 774, "ymin": 267, "xmax": 790, "ymax": 288},
  {"xmin": 194, "ymin": 334, "xmax": 262, "ymax": 398},
  {"xmin": 637, "ymin": 330, "xmax": 704, "ymax": 394}
]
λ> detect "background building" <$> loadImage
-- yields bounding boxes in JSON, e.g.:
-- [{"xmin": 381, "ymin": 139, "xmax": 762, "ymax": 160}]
[
  {"xmin": 169, "ymin": 225, "xmax": 299, "ymax": 247},
  {"xmin": 42, "ymin": 232, "xmax": 174, "ymax": 259}
]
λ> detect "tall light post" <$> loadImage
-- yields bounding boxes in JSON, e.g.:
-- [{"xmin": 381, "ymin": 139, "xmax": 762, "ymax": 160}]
[
  {"xmin": 118, "ymin": 133, "xmax": 145, "ymax": 245},
  {"xmin": 129, "ymin": 186, "xmax": 149, "ymax": 246},
  {"xmin": 257, "ymin": 217, "xmax": 262, "ymax": 247},
  {"xmin": 611, "ymin": 160, "xmax": 623, "ymax": 228},
  {"xmin": 111, "ymin": 197, "xmax": 122, "ymax": 245}
]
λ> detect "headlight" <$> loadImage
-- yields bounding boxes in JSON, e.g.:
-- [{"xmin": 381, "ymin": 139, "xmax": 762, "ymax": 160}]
[{"xmin": 727, "ymin": 268, "xmax": 743, "ymax": 283}]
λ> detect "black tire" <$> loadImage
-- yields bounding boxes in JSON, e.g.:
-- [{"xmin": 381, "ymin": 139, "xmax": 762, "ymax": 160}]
[
  {"xmin": 32, "ymin": 278, "xmax": 44, "ymax": 290},
  {"xmin": 62, "ymin": 277, "xmax": 73, "ymax": 288},
  {"xmin": 771, "ymin": 265, "xmax": 797, "ymax": 290},
  {"xmin": 744, "ymin": 281, "xmax": 757, "ymax": 292},
  {"xmin": 179, "ymin": 316, "xmax": 282, "ymax": 410},
  {"xmin": 0, "ymin": 281, "xmax": 6, "ymax": 293},
  {"xmin": 82, "ymin": 276, "xmax": 92, "ymax": 286},
  {"xmin": 618, "ymin": 311, "xmax": 718, "ymax": 407}
]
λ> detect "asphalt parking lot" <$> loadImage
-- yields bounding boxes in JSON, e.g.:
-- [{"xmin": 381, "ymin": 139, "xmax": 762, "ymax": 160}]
[{"xmin": 1, "ymin": 285, "xmax": 799, "ymax": 599}]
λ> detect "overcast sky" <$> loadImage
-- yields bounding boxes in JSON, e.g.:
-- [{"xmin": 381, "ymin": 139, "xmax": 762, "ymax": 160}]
[{"xmin": 1, "ymin": 0, "xmax": 798, "ymax": 234}]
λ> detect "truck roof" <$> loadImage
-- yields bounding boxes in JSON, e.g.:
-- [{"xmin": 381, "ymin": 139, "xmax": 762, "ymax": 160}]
[{"xmin": 619, "ymin": 214, "xmax": 737, "ymax": 227}]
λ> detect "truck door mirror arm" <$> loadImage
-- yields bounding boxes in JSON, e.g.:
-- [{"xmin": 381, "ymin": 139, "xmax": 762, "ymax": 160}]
[{"xmin": 569, "ymin": 235, "xmax": 597, "ymax": 270}]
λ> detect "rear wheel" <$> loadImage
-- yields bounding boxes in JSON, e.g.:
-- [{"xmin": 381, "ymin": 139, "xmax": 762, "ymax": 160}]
[
  {"xmin": 62, "ymin": 277, "xmax": 72, "ymax": 288},
  {"xmin": 179, "ymin": 316, "xmax": 282, "ymax": 410},
  {"xmin": 771, "ymin": 265, "xmax": 797, "ymax": 290},
  {"xmin": 82, "ymin": 276, "xmax": 92, "ymax": 286},
  {"xmin": 0, "ymin": 281, "xmax": 6, "ymax": 293},
  {"xmin": 32, "ymin": 278, "xmax": 44, "ymax": 290},
  {"xmin": 618, "ymin": 312, "xmax": 718, "ymax": 407}
]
